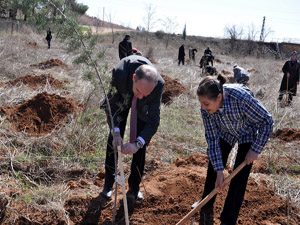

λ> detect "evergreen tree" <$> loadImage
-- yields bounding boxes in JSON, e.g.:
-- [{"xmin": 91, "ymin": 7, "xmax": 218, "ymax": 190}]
[{"xmin": 182, "ymin": 23, "xmax": 186, "ymax": 40}]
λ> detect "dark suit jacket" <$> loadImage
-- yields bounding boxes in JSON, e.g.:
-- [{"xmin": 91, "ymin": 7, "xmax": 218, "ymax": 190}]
[
  {"xmin": 102, "ymin": 55, "xmax": 164, "ymax": 144},
  {"xmin": 118, "ymin": 38, "xmax": 133, "ymax": 60}
]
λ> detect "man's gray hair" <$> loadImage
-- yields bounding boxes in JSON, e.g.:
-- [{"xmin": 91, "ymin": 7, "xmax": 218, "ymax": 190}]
[{"xmin": 135, "ymin": 65, "xmax": 158, "ymax": 85}]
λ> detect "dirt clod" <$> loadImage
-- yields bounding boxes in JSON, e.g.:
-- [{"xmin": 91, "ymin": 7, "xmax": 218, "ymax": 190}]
[{"xmin": 161, "ymin": 74, "xmax": 186, "ymax": 105}]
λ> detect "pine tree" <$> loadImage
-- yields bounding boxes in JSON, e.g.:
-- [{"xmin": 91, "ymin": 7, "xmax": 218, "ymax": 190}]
[{"xmin": 182, "ymin": 23, "xmax": 186, "ymax": 40}]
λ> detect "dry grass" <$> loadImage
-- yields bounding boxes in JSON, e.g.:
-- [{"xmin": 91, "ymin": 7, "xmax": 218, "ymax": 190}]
[{"xmin": 0, "ymin": 23, "xmax": 300, "ymax": 222}]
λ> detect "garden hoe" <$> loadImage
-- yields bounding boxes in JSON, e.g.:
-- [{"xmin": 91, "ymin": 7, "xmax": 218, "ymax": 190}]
[{"xmin": 176, "ymin": 161, "xmax": 247, "ymax": 225}]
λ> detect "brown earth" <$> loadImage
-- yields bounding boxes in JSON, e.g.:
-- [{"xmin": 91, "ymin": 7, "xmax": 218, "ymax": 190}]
[
  {"xmin": 0, "ymin": 92, "xmax": 77, "ymax": 134},
  {"xmin": 161, "ymin": 74, "xmax": 186, "ymax": 105},
  {"xmin": 273, "ymin": 128, "xmax": 300, "ymax": 142},
  {"xmin": 214, "ymin": 58, "xmax": 223, "ymax": 64},
  {"xmin": 1, "ymin": 153, "xmax": 299, "ymax": 224},
  {"xmin": 0, "ymin": 73, "xmax": 67, "ymax": 89},
  {"xmin": 221, "ymin": 69, "xmax": 231, "ymax": 75},
  {"xmin": 27, "ymin": 42, "xmax": 38, "ymax": 48},
  {"xmin": 30, "ymin": 59, "xmax": 69, "ymax": 70}
]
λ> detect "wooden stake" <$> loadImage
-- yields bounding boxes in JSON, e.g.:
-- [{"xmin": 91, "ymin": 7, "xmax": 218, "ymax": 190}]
[
  {"xmin": 117, "ymin": 146, "xmax": 129, "ymax": 225},
  {"xmin": 176, "ymin": 161, "xmax": 247, "ymax": 225}
]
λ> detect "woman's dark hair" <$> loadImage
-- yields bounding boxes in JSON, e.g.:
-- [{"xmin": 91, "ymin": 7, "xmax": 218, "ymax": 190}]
[{"xmin": 197, "ymin": 74, "xmax": 226, "ymax": 99}]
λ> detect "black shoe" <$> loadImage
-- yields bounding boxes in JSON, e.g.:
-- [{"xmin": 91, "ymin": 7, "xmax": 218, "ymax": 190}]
[
  {"xmin": 101, "ymin": 186, "xmax": 112, "ymax": 200},
  {"xmin": 126, "ymin": 190, "xmax": 137, "ymax": 215},
  {"xmin": 136, "ymin": 190, "xmax": 144, "ymax": 201},
  {"xmin": 199, "ymin": 206, "xmax": 214, "ymax": 225}
]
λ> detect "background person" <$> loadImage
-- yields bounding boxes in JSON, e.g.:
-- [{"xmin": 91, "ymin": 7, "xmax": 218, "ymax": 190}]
[
  {"xmin": 46, "ymin": 28, "xmax": 52, "ymax": 49},
  {"xmin": 278, "ymin": 51, "xmax": 300, "ymax": 104},
  {"xmin": 178, "ymin": 44, "xmax": 185, "ymax": 65},
  {"xmin": 119, "ymin": 34, "xmax": 133, "ymax": 60}
]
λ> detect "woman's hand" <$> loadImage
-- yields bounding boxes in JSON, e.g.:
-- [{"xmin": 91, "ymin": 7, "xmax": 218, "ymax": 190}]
[
  {"xmin": 245, "ymin": 149, "xmax": 258, "ymax": 165},
  {"xmin": 215, "ymin": 170, "xmax": 225, "ymax": 191}
]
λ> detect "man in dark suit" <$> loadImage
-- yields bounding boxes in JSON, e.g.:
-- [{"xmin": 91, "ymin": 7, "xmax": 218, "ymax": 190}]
[
  {"xmin": 178, "ymin": 44, "xmax": 185, "ymax": 65},
  {"xmin": 118, "ymin": 34, "xmax": 133, "ymax": 60},
  {"xmin": 101, "ymin": 55, "xmax": 164, "ymax": 202}
]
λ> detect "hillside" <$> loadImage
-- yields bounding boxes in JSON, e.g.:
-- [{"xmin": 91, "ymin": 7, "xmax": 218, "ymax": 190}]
[
  {"xmin": 0, "ymin": 20, "xmax": 299, "ymax": 225},
  {"xmin": 78, "ymin": 14, "xmax": 131, "ymax": 30}
]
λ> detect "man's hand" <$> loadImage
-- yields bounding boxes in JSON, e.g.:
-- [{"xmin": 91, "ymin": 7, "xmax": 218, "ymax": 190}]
[
  {"xmin": 113, "ymin": 133, "xmax": 123, "ymax": 149},
  {"xmin": 121, "ymin": 143, "xmax": 139, "ymax": 155},
  {"xmin": 287, "ymin": 73, "xmax": 290, "ymax": 78},
  {"xmin": 215, "ymin": 170, "xmax": 225, "ymax": 191},
  {"xmin": 245, "ymin": 149, "xmax": 258, "ymax": 165},
  {"xmin": 297, "ymin": 81, "xmax": 299, "ymax": 85}
]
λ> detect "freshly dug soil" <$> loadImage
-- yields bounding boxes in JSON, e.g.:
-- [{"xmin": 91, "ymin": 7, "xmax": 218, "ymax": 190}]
[
  {"xmin": 30, "ymin": 58, "xmax": 69, "ymax": 70},
  {"xmin": 274, "ymin": 128, "xmax": 300, "ymax": 142},
  {"xmin": 2, "ymin": 73, "xmax": 66, "ymax": 89},
  {"xmin": 161, "ymin": 74, "xmax": 186, "ymax": 105},
  {"xmin": 0, "ymin": 92, "xmax": 77, "ymax": 134}
]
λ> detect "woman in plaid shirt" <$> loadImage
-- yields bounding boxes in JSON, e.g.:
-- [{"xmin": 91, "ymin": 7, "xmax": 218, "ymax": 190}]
[{"xmin": 197, "ymin": 75, "xmax": 273, "ymax": 225}]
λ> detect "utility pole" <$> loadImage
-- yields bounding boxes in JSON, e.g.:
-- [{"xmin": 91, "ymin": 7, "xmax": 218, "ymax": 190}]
[
  {"xmin": 259, "ymin": 16, "xmax": 265, "ymax": 42},
  {"xmin": 103, "ymin": 7, "xmax": 105, "ymax": 22}
]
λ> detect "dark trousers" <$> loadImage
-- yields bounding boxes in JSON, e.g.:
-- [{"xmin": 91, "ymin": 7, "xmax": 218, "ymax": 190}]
[
  {"xmin": 47, "ymin": 40, "xmax": 51, "ymax": 48},
  {"xmin": 201, "ymin": 138, "xmax": 253, "ymax": 225},
  {"xmin": 104, "ymin": 109, "xmax": 147, "ymax": 194},
  {"xmin": 178, "ymin": 58, "xmax": 184, "ymax": 65}
]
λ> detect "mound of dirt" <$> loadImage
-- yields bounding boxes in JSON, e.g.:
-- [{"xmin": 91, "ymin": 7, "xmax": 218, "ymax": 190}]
[
  {"xmin": 221, "ymin": 69, "xmax": 231, "ymax": 75},
  {"xmin": 30, "ymin": 59, "xmax": 69, "ymax": 70},
  {"xmin": 161, "ymin": 74, "xmax": 186, "ymax": 105},
  {"xmin": 214, "ymin": 58, "xmax": 223, "ymax": 64},
  {"xmin": 247, "ymin": 68, "xmax": 257, "ymax": 73},
  {"xmin": 61, "ymin": 153, "xmax": 299, "ymax": 225},
  {"xmin": 0, "ymin": 92, "xmax": 77, "ymax": 134},
  {"xmin": 27, "ymin": 42, "xmax": 38, "ymax": 48},
  {"xmin": 3, "ymin": 74, "xmax": 66, "ymax": 89},
  {"xmin": 273, "ymin": 128, "xmax": 300, "ymax": 141}
]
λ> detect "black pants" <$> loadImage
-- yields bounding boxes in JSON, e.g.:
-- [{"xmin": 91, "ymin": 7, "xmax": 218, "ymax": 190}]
[
  {"xmin": 104, "ymin": 109, "xmax": 147, "ymax": 194},
  {"xmin": 178, "ymin": 58, "xmax": 184, "ymax": 65},
  {"xmin": 201, "ymin": 138, "xmax": 253, "ymax": 225}
]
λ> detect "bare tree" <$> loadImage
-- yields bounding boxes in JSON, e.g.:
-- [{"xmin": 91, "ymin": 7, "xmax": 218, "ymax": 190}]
[
  {"xmin": 245, "ymin": 23, "xmax": 259, "ymax": 55},
  {"xmin": 224, "ymin": 24, "xmax": 244, "ymax": 53},
  {"xmin": 161, "ymin": 17, "xmax": 178, "ymax": 49},
  {"xmin": 224, "ymin": 24, "xmax": 243, "ymax": 40},
  {"xmin": 246, "ymin": 23, "xmax": 258, "ymax": 41},
  {"xmin": 260, "ymin": 26, "xmax": 274, "ymax": 43},
  {"xmin": 143, "ymin": 3, "xmax": 157, "ymax": 44},
  {"xmin": 107, "ymin": 10, "xmax": 115, "ymax": 44}
]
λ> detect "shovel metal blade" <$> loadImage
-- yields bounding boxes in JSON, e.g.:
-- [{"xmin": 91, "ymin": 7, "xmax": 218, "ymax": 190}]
[{"xmin": 191, "ymin": 200, "xmax": 200, "ymax": 209}]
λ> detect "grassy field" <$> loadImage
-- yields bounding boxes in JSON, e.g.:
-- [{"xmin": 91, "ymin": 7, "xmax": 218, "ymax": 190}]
[{"xmin": 0, "ymin": 22, "xmax": 299, "ymax": 224}]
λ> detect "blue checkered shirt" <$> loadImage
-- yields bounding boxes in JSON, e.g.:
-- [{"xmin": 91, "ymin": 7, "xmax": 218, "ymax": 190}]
[{"xmin": 201, "ymin": 84, "xmax": 273, "ymax": 171}]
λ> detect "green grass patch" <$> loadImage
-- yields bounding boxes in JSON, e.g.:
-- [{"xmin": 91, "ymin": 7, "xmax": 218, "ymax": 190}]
[{"xmin": 80, "ymin": 26, "xmax": 89, "ymax": 32}]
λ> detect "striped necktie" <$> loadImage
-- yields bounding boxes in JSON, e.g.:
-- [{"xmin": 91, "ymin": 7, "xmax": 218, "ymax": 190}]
[{"xmin": 130, "ymin": 96, "xmax": 137, "ymax": 143}]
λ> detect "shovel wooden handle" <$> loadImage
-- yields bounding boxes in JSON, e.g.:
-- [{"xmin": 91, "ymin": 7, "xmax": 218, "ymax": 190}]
[
  {"xmin": 117, "ymin": 146, "xmax": 129, "ymax": 225},
  {"xmin": 176, "ymin": 161, "xmax": 247, "ymax": 225}
]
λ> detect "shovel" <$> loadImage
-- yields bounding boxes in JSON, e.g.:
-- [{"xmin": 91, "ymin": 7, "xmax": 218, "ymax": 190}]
[{"xmin": 176, "ymin": 161, "xmax": 247, "ymax": 225}]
